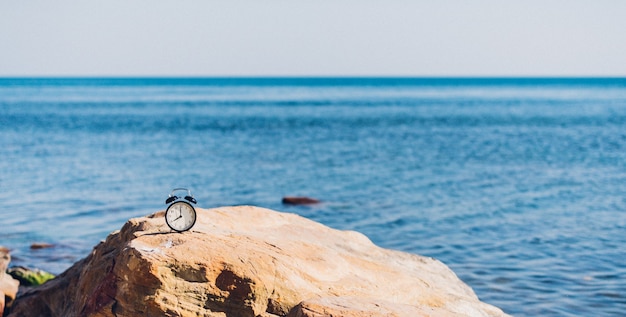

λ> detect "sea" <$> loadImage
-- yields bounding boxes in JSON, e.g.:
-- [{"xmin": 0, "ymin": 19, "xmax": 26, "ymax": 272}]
[{"xmin": 1, "ymin": 77, "xmax": 626, "ymax": 316}]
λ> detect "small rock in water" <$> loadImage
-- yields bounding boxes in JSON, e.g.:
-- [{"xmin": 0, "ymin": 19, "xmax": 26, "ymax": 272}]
[
  {"xmin": 282, "ymin": 196, "xmax": 320, "ymax": 205},
  {"xmin": 29, "ymin": 243, "xmax": 55, "ymax": 250}
]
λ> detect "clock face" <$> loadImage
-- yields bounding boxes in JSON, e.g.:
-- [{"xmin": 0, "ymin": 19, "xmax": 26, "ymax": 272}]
[{"xmin": 165, "ymin": 201, "xmax": 197, "ymax": 232}]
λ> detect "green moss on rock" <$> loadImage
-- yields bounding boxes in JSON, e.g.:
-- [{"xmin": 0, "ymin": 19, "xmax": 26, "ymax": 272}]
[{"xmin": 7, "ymin": 266, "xmax": 55, "ymax": 286}]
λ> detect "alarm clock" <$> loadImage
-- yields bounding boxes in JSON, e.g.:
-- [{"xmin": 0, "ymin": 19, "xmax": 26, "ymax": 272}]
[{"xmin": 165, "ymin": 188, "xmax": 197, "ymax": 232}]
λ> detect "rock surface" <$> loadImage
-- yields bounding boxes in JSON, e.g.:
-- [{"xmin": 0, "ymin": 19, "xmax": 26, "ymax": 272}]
[
  {"xmin": 9, "ymin": 206, "xmax": 510, "ymax": 317},
  {"xmin": 0, "ymin": 247, "xmax": 20, "ymax": 315}
]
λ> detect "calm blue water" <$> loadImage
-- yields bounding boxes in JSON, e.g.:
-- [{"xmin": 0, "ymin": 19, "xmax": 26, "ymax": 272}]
[{"xmin": 2, "ymin": 78, "xmax": 626, "ymax": 316}]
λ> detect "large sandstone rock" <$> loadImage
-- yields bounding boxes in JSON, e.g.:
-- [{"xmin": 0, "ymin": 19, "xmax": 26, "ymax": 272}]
[{"xmin": 9, "ymin": 206, "xmax": 509, "ymax": 317}]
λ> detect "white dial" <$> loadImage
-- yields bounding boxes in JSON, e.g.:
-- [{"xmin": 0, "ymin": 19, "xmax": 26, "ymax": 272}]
[{"xmin": 165, "ymin": 201, "xmax": 197, "ymax": 232}]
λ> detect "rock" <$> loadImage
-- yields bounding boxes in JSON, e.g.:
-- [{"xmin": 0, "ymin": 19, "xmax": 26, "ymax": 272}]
[
  {"xmin": 9, "ymin": 206, "xmax": 510, "ymax": 317},
  {"xmin": 29, "ymin": 243, "xmax": 55, "ymax": 250},
  {"xmin": 0, "ymin": 247, "xmax": 19, "ymax": 315},
  {"xmin": 0, "ymin": 247, "xmax": 10, "ymax": 273},
  {"xmin": 282, "ymin": 196, "xmax": 320, "ymax": 205},
  {"xmin": 7, "ymin": 267, "xmax": 55, "ymax": 287}
]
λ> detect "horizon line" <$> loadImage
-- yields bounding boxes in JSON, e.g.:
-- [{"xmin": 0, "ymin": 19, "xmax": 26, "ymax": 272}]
[{"xmin": 2, "ymin": 75, "xmax": 626, "ymax": 79}]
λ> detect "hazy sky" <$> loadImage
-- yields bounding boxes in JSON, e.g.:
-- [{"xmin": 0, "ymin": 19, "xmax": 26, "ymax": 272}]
[{"xmin": 1, "ymin": 0, "xmax": 625, "ymax": 77}]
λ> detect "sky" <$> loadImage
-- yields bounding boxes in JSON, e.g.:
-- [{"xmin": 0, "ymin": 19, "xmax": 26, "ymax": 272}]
[{"xmin": 1, "ymin": 0, "xmax": 625, "ymax": 77}]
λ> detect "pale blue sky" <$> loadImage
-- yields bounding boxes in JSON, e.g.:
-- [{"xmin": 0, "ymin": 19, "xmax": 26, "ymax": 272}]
[{"xmin": 1, "ymin": 0, "xmax": 625, "ymax": 77}]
